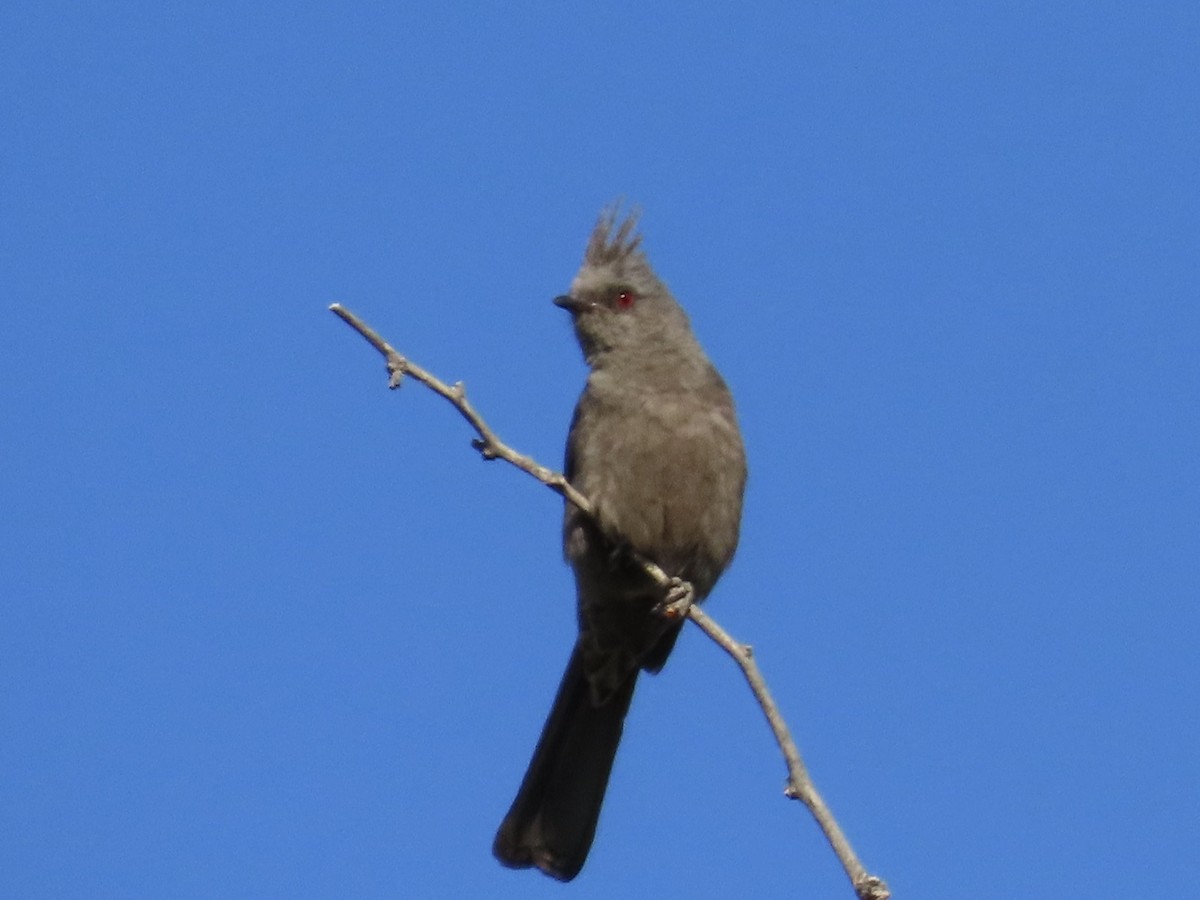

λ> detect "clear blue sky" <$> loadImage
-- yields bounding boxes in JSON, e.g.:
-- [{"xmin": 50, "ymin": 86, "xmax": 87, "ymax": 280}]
[{"xmin": 3, "ymin": 3, "xmax": 1197, "ymax": 898}]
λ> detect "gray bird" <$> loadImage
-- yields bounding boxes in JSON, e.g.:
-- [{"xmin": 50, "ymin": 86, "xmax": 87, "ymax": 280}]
[{"xmin": 493, "ymin": 207, "xmax": 748, "ymax": 881}]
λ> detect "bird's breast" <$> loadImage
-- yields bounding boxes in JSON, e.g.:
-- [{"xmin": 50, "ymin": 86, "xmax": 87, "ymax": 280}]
[{"xmin": 569, "ymin": 387, "xmax": 746, "ymax": 595}]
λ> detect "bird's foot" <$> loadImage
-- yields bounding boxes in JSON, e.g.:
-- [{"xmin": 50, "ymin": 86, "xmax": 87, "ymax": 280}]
[{"xmin": 655, "ymin": 577, "xmax": 695, "ymax": 620}]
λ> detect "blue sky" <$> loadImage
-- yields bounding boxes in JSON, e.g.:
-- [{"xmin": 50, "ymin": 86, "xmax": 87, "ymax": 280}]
[{"xmin": 3, "ymin": 3, "xmax": 1197, "ymax": 898}]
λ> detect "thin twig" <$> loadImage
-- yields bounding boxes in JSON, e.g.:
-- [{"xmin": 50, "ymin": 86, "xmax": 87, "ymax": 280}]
[
  {"xmin": 328, "ymin": 304, "xmax": 675, "ymax": 588},
  {"xmin": 329, "ymin": 303, "xmax": 890, "ymax": 900},
  {"xmin": 686, "ymin": 605, "xmax": 891, "ymax": 900}
]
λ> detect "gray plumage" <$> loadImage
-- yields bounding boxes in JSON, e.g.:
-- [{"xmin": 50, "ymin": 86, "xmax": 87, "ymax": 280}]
[{"xmin": 493, "ymin": 207, "xmax": 747, "ymax": 881}]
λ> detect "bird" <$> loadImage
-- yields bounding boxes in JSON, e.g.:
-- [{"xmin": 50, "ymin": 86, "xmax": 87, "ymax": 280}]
[{"xmin": 492, "ymin": 206, "xmax": 748, "ymax": 881}]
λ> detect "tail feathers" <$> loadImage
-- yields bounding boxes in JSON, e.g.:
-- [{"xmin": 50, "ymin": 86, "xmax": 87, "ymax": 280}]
[{"xmin": 493, "ymin": 643, "xmax": 637, "ymax": 882}]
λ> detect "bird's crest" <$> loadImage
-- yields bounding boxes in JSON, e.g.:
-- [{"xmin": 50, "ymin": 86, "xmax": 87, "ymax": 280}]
[{"xmin": 582, "ymin": 204, "xmax": 655, "ymax": 283}]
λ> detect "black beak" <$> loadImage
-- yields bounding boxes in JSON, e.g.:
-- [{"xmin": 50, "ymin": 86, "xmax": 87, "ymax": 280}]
[{"xmin": 553, "ymin": 293, "xmax": 591, "ymax": 314}]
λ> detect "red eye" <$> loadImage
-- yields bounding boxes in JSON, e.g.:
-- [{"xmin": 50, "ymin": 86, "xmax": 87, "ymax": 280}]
[{"xmin": 615, "ymin": 290, "xmax": 636, "ymax": 310}]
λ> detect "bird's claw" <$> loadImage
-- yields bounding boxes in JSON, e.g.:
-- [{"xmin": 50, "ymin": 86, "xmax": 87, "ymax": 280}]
[{"xmin": 655, "ymin": 577, "xmax": 695, "ymax": 620}]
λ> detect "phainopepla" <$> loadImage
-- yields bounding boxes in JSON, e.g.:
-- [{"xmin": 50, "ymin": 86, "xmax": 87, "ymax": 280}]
[{"xmin": 492, "ymin": 207, "xmax": 748, "ymax": 881}]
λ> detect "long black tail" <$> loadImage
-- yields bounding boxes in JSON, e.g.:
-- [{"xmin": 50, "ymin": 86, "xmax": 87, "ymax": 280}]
[{"xmin": 493, "ymin": 642, "xmax": 637, "ymax": 881}]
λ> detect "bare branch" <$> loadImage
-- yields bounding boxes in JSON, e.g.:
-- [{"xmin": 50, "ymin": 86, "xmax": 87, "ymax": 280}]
[
  {"xmin": 329, "ymin": 303, "xmax": 890, "ymax": 900},
  {"xmin": 685, "ymin": 606, "xmax": 891, "ymax": 900},
  {"xmin": 329, "ymin": 303, "xmax": 675, "ymax": 588}
]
